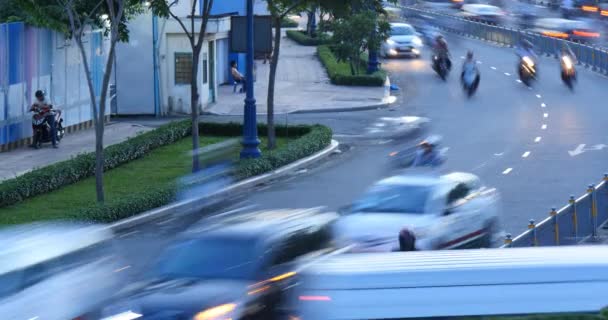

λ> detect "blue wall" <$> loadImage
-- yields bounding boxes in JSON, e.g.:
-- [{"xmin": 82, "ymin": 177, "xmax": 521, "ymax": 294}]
[{"xmin": 209, "ymin": 0, "xmax": 246, "ymax": 15}]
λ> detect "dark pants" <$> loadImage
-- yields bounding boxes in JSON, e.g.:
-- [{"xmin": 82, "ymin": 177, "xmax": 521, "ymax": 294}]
[
  {"xmin": 32, "ymin": 124, "xmax": 43, "ymax": 147},
  {"xmin": 45, "ymin": 114, "xmax": 57, "ymax": 146},
  {"xmin": 237, "ymin": 79, "xmax": 247, "ymax": 93}
]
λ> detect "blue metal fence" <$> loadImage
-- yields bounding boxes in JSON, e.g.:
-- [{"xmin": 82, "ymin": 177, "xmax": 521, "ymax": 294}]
[{"xmin": 0, "ymin": 22, "xmax": 107, "ymax": 148}]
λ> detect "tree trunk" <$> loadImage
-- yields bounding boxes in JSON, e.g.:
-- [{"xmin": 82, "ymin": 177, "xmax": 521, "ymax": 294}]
[
  {"xmin": 190, "ymin": 47, "xmax": 201, "ymax": 173},
  {"xmin": 74, "ymin": 35, "xmax": 105, "ymax": 203},
  {"xmin": 267, "ymin": 17, "xmax": 282, "ymax": 150}
]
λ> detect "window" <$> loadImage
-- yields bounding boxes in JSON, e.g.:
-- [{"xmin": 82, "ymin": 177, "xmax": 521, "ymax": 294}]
[
  {"xmin": 174, "ymin": 52, "xmax": 193, "ymax": 85},
  {"xmin": 203, "ymin": 52, "xmax": 208, "ymax": 84},
  {"xmin": 447, "ymin": 183, "xmax": 470, "ymax": 205},
  {"xmin": 351, "ymin": 184, "xmax": 433, "ymax": 214}
]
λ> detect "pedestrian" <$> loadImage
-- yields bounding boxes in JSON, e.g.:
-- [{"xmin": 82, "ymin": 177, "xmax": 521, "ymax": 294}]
[{"xmin": 231, "ymin": 61, "xmax": 246, "ymax": 93}]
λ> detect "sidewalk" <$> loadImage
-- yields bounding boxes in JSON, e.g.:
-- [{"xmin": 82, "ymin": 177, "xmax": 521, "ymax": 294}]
[
  {"xmin": 0, "ymin": 119, "xmax": 176, "ymax": 182},
  {"xmin": 204, "ymin": 35, "xmax": 390, "ymax": 115}
]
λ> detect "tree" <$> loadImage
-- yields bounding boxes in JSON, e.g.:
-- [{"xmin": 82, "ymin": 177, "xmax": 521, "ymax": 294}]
[
  {"xmin": 150, "ymin": 0, "xmax": 214, "ymax": 172},
  {"xmin": 265, "ymin": 0, "xmax": 308, "ymax": 149},
  {"xmin": 20, "ymin": 0, "xmax": 141, "ymax": 203},
  {"xmin": 331, "ymin": 10, "xmax": 389, "ymax": 75}
]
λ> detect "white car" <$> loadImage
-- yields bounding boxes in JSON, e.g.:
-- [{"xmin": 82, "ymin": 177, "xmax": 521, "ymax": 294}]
[
  {"xmin": 333, "ymin": 171, "xmax": 501, "ymax": 251},
  {"xmin": 381, "ymin": 23, "xmax": 423, "ymax": 58}
]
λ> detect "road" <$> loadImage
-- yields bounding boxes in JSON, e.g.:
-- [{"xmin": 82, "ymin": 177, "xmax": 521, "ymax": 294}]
[{"xmin": 114, "ymin": 32, "xmax": 608, "ymax": 275}]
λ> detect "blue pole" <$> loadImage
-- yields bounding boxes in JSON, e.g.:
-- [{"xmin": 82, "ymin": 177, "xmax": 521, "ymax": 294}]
[
  {"xmin": 152, "ymin": 13, "xmax": 161, "ymax": 116},
  {"xmin": 240, "ymin": 0, "xmax": 261, "ymax": 159}
]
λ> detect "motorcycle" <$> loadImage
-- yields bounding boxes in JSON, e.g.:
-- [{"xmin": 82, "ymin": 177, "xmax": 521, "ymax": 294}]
[
  {"xmin": 388, "ymin": 135, "xmax": 446, "ymax": 170},
  {"xmin": 432, "ymin": 54, "xmax": 451, "ymax": 80},
  {"xmin": 518, "ymin": 55, "xmax": 536, "ymax": 86},
  {"xmin": 560, "ymin": 54, "xmax": 576, "ymax": 90},
  {"xmin": 461, "ymin": 67, "xmax": 480, "ymax": 97},
  {"xmin": 31, "ymin": 105, "xmax": 65, "ymax": 147}
]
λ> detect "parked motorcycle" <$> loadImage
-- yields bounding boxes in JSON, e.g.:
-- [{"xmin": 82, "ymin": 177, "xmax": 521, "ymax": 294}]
[
  {"xmin": 518, "ymin": 55, "xmax": 536, "ymax": 86},
  {"xmin": 560, "ymin": 54, "xmax": 576, "ymax": 90},
  {"xmin": 31, "ymin": 105, "xmax": 64, "ymax": 147}
]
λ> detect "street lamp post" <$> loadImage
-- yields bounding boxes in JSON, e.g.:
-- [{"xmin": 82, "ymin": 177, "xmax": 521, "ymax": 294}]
[{"xmin": 240, "ymin": 0, "xmax": 261, "ymax": 159}]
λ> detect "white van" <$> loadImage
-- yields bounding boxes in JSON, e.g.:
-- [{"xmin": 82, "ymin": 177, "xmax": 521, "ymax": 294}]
[
  {"xmin": 0, "ymin": 223, "xmax": 126, "ymax": 320},
  {"xmin": 290, "ymin": 246, "xmax": 608, "ymax": 319}
]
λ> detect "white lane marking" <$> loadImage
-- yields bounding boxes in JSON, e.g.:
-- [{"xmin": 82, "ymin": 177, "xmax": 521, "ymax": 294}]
[
  {"xmin": 568, "ymin": 144, "xmax": 586, "ymax": 156},
  {"xmin": 541, "ymin": 124, "xmax": 548, "ymax": 130},
  {"xmin": 541, "ymin": 103, "xmax": 546, "ymax": 108},
  {"xmin": 491, "ymin": 66, "xmax": 497, "ymax": 70},
  {"xmin": 536, "ymin": 94, "xmax": 542, "ymax": 98},
  {"xmin": 494, "ymin": 152, "xmax": 504, "ymax": 156},
  {"xmin": 534, "ymin": 136, "xmax": 542, "ymax": 143},
  {"xmin": 515, "ymin": 79, "xmax": 522, "ymax": 83},
  {"xmin": 502, "ymin": 168, "xmax": 513, "ymax": 175},
  {"xmin": 528, "ymin": 86, "xmax": 533, "ymax": 90},
  {"xmin": 504, "ymin": 72, "xmax": 511, "ymax": 76},
  {"xmin": 472, "ymin": 162, "xmax": 487, "ymax": 171},
  {"xmin": 114, "ymin": 265, "xmax": 131, "ymax": 273},
  {"xmin": 543, "ymin": 113, "xmax": 549, "ymax": 118},
  {"xmin": 522, "ymin": 151, "xmax": 531, "ymax": 158},
  {"xmin": 119, "ymin": 230, "xmax": 140, "ymax": 238},
  {"xmin": 460, "ymin": 56, "xmax": 466, "ymax": 59},
  {"xmin": 476, "ymin": 60, "xmax": 482, "ymax": 64}
]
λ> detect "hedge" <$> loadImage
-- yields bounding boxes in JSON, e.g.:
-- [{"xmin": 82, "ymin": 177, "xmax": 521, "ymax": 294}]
[
  {"xmin": 67, "ymin": 124, "xmax": 332, "ymax": 223},
  {"xmin": 286, "ymin": 30, "xmax": 332, "ymax": 46},
  {"xmin": 317, "ymin": 45, "xmax": 386, "ymax": 86},
  {"xmin": 0, "ymin": 120, "xmax": 192, "ymax": 208},
  {"xmin": 280, "ymin": 17, "xmax": 299, "ymax": 28}
]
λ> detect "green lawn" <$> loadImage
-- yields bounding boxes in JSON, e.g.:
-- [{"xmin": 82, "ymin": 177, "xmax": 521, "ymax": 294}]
[{"xmin": 0, "ymin": 135, "xmax": 286, "ymax": 225}]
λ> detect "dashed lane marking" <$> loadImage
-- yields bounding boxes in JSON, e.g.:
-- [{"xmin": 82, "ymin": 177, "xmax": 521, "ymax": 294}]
[
  {"xmin": 534, "ymin": 136, "xmax": 542, "ymax": 143},
  {"xmin": 522, "ymin": 151, "xmax": 531, "ymax": 158},
  {"xmin": 502, "ymin": 168, "xmax": 513, "ymax": 175}
]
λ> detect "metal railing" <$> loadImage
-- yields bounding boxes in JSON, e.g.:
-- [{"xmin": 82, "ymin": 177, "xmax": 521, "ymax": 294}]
[
  {"xmin": 398, "ymin": 6, "xmax": 608, "ymax": 247},
  {"xmin": 502, "ymin": 174, "xmax": 608, "ymax": 247},
  {"xmin": 399, "ymin": 5, "xmax": 608, "ymax": 76}
]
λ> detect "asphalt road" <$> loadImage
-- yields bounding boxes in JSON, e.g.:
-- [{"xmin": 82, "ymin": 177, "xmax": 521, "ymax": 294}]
[{"xmin": 113, "ymin": 33, "xmax": 608, "ymax": 275}]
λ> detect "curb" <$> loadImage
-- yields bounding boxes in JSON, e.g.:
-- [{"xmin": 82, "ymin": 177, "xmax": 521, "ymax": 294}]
[
  {"xmin": 107, "ymin": 139, "xmax": 340, "ymax": 232},
  {"xmin": 202, "ymin": 97, "xmax": 397, "ymax": 116}
]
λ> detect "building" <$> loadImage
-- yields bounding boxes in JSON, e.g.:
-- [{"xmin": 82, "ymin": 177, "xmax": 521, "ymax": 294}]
[{"xmin": 113, "ymin": 0, "xmax": 269, "ymax": 115}]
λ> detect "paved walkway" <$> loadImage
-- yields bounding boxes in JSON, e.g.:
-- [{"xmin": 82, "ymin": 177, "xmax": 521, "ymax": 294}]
[
  {"xmin": 204, "ymin": 35, "xmax": 389, "ymax": 115},
  {"xmin": 0, "ymin": 119, "xmax": 178, "ymax": 182}
]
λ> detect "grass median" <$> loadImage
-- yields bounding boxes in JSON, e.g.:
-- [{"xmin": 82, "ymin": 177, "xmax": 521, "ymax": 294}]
[
  {"xmin": 317, "ymin": 45, "xmax": 386, "ymax": 86},
  {"xmin": 0, "ymin": 135, "xmax": 289, "ymax": 225}
]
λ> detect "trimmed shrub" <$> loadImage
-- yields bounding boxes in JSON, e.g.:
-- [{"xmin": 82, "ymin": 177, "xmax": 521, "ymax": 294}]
[
  {"xmin": 286, "ymin": 30, "xmax": 331, "ymax": 46},
  {"xmin": 317, "ymin": 45, "xmax": 386, "ymax": 86},
  {"xmin": 8, "ymin": 122, "xmax": 332, "ymax": 223},
  {"xmin": 0, "ymin": 120, "xmax": 191, "ymax": 208}
]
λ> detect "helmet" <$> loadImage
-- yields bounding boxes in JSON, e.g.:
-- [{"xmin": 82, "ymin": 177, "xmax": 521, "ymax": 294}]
[
  {"xmin": 35, "ymin": 90, "xmax": 45, "ymax": 99},
  {"xmin": 419, "ymin": 135, "xmax": 442, "ymax": 147},
  {"xmin": 466, "ymin": 50, "xmax": 474, "ymax": 59}
]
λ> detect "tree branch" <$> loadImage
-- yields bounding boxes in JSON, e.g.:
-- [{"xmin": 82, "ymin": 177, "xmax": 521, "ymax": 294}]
[
  {"xmin": 279, "ymin": 0, "xmax": 306, "ymax": 19},
  {"xmin": 194, "ymin": 0, "xmax": 213, "ymax": 52},
  {"xmin": 168, "ymin": 6, "xmax": 193, "ymax": 41}
]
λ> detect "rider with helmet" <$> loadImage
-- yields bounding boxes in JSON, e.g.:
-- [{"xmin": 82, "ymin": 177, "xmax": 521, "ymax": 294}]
[
  {"xmin": 412, "ymin": 136, "xmax": 443, "ymax": 167},
  {"xmin": 433, "ymin": 34, "xmax": 452, "ymax": 71}
]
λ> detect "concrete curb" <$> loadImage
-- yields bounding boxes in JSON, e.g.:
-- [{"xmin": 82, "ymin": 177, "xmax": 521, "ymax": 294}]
[
  {"xmin": 107, "ymin": 139, "xmax": 340, "ymax": 232},
  {"xmin": 202, "ymin": 97, "xmax": 397, "ymax": 116}
]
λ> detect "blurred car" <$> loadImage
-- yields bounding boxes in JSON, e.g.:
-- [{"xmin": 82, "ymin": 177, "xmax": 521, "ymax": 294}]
[
  {"xmin": 531, "ymin": 18, "xmax": 600, "ymax": 42},
  {"xmin": 333, "ymin": 171, "xmax": 501, "ymax": 252},
  {"xmin": 381, "ymin": 23, "xmax": 424, "ymax": 58},
  {"xmin": 460, "ymin": 4, "xmax": 506, "ymax": 25},
  {"xmin": 101, "ymin": 208, "xmax": 338, "ymax": 320},
  {"xmin": 0, "ymin": 223, "xmax": 125, "ymax": 320},
  {"xmin": 364, "ymin": 116, "xmax": 430, "ymax": 140}
]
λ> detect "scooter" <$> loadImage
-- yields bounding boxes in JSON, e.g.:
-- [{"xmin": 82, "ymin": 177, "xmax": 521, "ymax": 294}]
[
  {"xmin": 518, "ymin": 55, "xmax": 536, "ymax": 86},
  {"xmin": 31, "ymin": 106, "xmax": 64, "ymax": 148},
  {"xmin": 560, "ymin": 54, "xmax": 576, "ymax": 90},
  {"xmin": 388, "ymin": 135, "xmax": 447, "ymax": 170},
  {"xmin": 461, "ymin": 68, "xmax": 480, "ymax": 97}
]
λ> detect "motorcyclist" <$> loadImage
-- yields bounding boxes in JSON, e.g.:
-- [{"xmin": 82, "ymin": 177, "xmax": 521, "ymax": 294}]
[
  {"xmin": 461, "ymin": 50, "xmax": 480, "ymax": 86},
  {"xmin": 29, "ymin": 90, "xmax": 57, "ymax": 149},
  {"xmin": 412, "ymin": 137, "xmax": 443, "ymax": 167},
  {"xmin": 516, "ymin": 39, "xmax": 537, "ymax": 61},
  {"xmin": 560, "ymin": 42, "xmax": 577, "ymax": 64},
  {"xmin": 433, "ymin": 35, "xmax": 451, "ymax": 70}
]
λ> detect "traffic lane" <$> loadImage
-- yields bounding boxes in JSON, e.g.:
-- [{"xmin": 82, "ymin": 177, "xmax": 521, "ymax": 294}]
[
  {"xmin": 415, "ymin": 33, "xmax": 608, "ymax": 234},
  {"xmin": 381, "ymin": 33, "xmax": 607, "ymax": 234},
  {"xmin": 111, "ymin": 108, "xmax": 425, "ymax": 274}
]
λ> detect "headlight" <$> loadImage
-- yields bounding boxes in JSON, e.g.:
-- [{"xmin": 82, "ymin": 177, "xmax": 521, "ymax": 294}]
[
  {"xmin": 412, "ymin": 37, "xmax": 423, "ymax": 46},
  {"xmin": 562, "ymin": 56, "xmax": 573, "ymax": 69},
  {"xmin": 386, "ymin": 39, "xmax": 396, "ymax": 45},
  {"xmin": 522, "ymin": 56, "xmax": 534, "ymax": 67},
  {"xmin": 100, "ymin": 311, "xmax": 143, "ymax": 320},
  {"xmin": 193, "ymin": 303, "xmax": 237, "ymax": 320}
]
